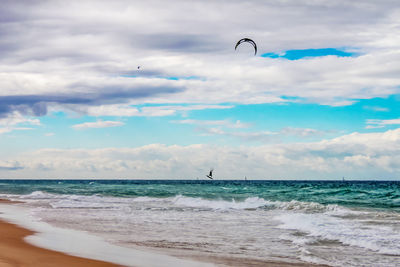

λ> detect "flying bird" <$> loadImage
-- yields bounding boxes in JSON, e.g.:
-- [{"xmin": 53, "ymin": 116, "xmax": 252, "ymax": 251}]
[{"xmin": 235, "ymin": 38, "xmax": 257, "ymax": 55}]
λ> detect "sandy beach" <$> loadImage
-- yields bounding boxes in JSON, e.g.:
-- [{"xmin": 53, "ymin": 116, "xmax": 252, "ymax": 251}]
[
  {"xmin": 0, "ymin": 198, "xmax": 119, "ymax": 266},
  {"xmin": 0, "ymin": 219, "xmax": 121, "ymax": 267},
  {"xmin": 0, "ymin": 199, "xmax": 119, "ymax": 267}
]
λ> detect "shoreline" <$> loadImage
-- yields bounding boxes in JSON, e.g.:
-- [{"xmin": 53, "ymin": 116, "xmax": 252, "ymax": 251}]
[
  {"xmin": 0, "ymin": 199, "xmax": 118, "ymax": 267},
  {"xmin": 0, "ymin": 219, "xmax": 120, "ymax": 267},
  {"xmin": 0, "ymin": 198, "xmax": 328, "ymax": 267},
  {"xmin": 0, "ymin": 199, "xmax": 214, "ymax": 267}
]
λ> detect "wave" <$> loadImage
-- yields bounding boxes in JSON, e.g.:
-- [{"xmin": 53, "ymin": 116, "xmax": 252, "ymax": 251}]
[
  {"xmin": 275, "ymin": 213, "xmax": 400, "ymax": 255},
  {"xmin": 5, "ymin": 191, "xmax": 356, "ymax": 214},
  {"xmin": 171, "ymin": 195, "xmax": 270, "ymax": 210},
  {"xmin": 170, "ymin": 195, "xmax": 355, "ymax": 214}
]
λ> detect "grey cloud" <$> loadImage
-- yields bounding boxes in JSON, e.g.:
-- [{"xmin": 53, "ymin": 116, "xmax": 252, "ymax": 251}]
[
  {"xmin": 136, "ymin": 33, "xmax": 225, "ymax": 53},
  {"xmin": 0, "ymin": 166, "xmax": 24, "ymax": 171},
  {"xmin": 0, "ymin": 160, "xmax": 24, "ymax": 170},
  {"xmin": 0, "ymin": 84, "xmax": 183, "ymax": 118}
]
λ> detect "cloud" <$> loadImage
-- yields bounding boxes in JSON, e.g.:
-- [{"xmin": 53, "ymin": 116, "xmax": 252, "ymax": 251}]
[
  {"xmin": 363, "ymin": 106, "xmax": 389, "ymax": 112},
  {"xmin": 73, "ymin": 104, "xmax": 234, "ymax": 117},
  {"xmin": 0, "ymin": 161, "xmax": 23, "ymax": 171},
  {"xmin": 366, "ymin": 118, "xmax": 400, "ymax": 128},
  {"xmin": 280, "ymin": 127, "xmax": 327, "ymax": 138},
  {"xmin": 72, "ymin": 120, "xmax": 124, "ymax": 130},
  {"xmin": 0, "ymin": 0, "xmax": 400, "ymax": 119},
  {"xmin": 198, "ymin": 127, "xmax": 278, "ymax": 142},
  {"xmin": 172, "ymin": 119, "xmax": 250, "ymax": 128},
  {"xmin": 0, "ymin": 112, "xmax": 40, "ymax": 127},
  {"xmin": 197, "ymin": 125, "xmax": 329, "ymax": 142},
  {"xmin": 0, "ymin": 111, "xmax": 40, "ymax": 134},
  {"xmin": 1, "ymin": 128, "xmax": 399, "ymax": 179}
]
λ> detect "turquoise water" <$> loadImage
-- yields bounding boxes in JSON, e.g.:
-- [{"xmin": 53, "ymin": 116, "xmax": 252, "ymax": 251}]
[{"xmin": 0, "ymin": 179, "xmax": 399, "ymax": 211}]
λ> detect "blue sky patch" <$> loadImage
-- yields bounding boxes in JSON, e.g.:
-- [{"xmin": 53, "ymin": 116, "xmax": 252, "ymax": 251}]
[{"xmin": 261, "ymin": 48, "xmax": 357, "ymax": 60}]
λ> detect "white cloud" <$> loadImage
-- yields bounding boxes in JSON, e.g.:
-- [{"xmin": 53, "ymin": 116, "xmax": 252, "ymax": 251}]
[
  {"xmin": 0, "ymin": 160, "xmax": 23, "ymax": 171},
  {"xmin": 172, "ymin": 119, "xmax": 250, "ymax": 128},
  {"xmin": 0, "ymin": 112, "xmax": 40, "ymax": 127},
  {"xmin": 1, "ymin": 128, "xmax": 399, "ymax": 179},
  {"xmin": 69, "ymin": 104, "xmax": 233, "ymax": 117},
  {"xmin": 363, "ymin": 106, "xmax": 389, "ymax": 112},
  {"xmin": 280, "ymin": 127, "xmax": 326, "ymax": 137},
  {"xmin": 0, "ymin": 112, "xmax": 40, "ymax": 134},
  {"xmin": 366, "ymin": 118, "xmax": 400, "ymax": 128},
  {"xmin": 197, "ymin": 126, "xmax": 329, "ymax": 142},
  {"xmin": 72, "ymin": 120, "xmax": 124, "ymax": 129}
]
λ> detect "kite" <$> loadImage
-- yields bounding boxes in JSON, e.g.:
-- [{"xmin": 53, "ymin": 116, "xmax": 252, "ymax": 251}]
[{"xmin": 235, "ymin": 38, "xmax": 257, "ymax": 55}]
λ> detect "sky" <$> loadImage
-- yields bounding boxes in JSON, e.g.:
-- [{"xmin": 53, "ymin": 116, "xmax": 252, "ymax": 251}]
[{"xmin": 0, "ymin": 0, "xmax": 400, "ymax": 179}]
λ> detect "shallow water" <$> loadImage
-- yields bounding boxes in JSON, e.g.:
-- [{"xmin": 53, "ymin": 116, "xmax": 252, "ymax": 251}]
[{"xmin": 1, "ymin": 180, "xmax": 400, "ymax": 266}]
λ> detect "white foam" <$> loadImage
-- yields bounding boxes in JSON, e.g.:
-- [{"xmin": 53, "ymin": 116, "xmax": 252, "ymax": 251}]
[
  {"xmin": 170, "ymin": 195, "xmax": 354, "ymax": 214},
  {"xmin": 171, "ymin": 195, "xmax": 271, "ymax": 210},
  {"xmin": 275, "ymin": 213, "xmax": 400, "ymax": 255},
  {"xmin": 20, "ymin": 190, "xmax": 64, "ymax": 199}
]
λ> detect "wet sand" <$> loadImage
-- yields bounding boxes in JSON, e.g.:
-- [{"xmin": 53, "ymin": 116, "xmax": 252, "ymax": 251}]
[
  {"xmin": 0, "ymin": 199, "xmax": 119, "ymax": 267},
  {"xmin": 0, "ymin": 219, "xmax": 121, "ymax": 267}
]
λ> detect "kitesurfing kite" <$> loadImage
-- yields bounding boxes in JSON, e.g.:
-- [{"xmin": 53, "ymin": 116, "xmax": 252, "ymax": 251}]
[
  {"xmin": 235, "ymin": 38, "xmax": 257, "ymax": 55},
  {"xmin": 206, "ymin": 169, "xmax": 214, "ymax": 180}
]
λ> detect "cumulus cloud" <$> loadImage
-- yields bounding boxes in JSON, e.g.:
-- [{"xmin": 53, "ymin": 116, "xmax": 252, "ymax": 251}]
[
  {"xmin": 0, "ymin": 0, "xmax": 400, "ymax": 119},
  {"xmin": 1, "ymin": 128, "xmax": 399, "ymax": 179},
  {"xmin": 72, "ymin": 120, "xmax": 124, "ymax": 129}
]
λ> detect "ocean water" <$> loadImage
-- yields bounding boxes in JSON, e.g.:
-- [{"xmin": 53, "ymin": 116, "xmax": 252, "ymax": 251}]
[{"xmin": 1, "ymin": 180, "xmax": 400, "ymax": 266}]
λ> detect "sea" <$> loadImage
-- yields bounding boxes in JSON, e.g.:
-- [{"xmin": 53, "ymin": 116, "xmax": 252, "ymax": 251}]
[{"xmin": 0, "ymin": 179, "xmax": 400, "ymax": 266}]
